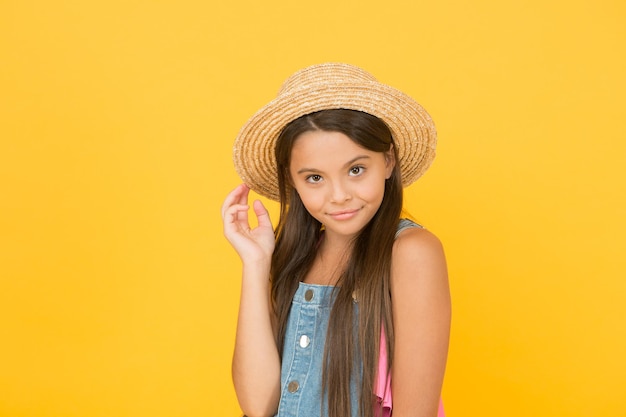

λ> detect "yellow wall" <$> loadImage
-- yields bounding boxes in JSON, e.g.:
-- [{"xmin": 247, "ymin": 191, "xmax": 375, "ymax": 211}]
[{"xmin": 1, "ymin": 1, "xmax": 624, "ymax": 416}]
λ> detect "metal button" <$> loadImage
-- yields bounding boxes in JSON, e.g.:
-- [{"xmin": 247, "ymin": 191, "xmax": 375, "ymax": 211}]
[
  {"xmin": 287, "ymin": 380, "xmax": 299, "ymax": 393},
  {"xmin": 304, "ymin": 289, "xmax": 314, "ymax": 301},
  {"xmin": 299, "ymin": 335, "xmax": 311, "ymax": 348}
]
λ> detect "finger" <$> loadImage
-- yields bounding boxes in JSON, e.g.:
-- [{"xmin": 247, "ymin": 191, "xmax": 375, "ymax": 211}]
[
  {"xmin": 235, "ymin": 199, "xmax": 250, "ymax": 224},
  {"xmin": 221, "ymin": 184, "xmax": 246, "ymax": 218},
  {"xmin": 223, "ymin": 204, "xmax": 250, "ymax": 228},
  {"xmin": 252, "ymin": 200, "xmax": 273, "ymax": 229},
  {"xmin": 236, "ymin": 184, "xmax": 250, "ymax": 206}
]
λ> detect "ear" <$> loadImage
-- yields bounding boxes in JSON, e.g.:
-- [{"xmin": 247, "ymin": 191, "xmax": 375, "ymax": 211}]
[{"xmin": 384, "ymin": 144, "xmax": 396, "ymax": 179}]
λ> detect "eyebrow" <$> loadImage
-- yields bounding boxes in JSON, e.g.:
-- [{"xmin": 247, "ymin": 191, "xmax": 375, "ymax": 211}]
[{"xmin": 296, "ymin": 155, "xmax": 370, "ymax": 174}]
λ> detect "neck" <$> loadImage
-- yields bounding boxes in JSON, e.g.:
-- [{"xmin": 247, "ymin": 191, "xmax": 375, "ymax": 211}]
[
  {"xmin": 321, "ymin": 228, "xmax": 355, "ymax": 251},
  {"xmin": 304, "ymin": 232, "xmax": 352, "ymax": 286}
]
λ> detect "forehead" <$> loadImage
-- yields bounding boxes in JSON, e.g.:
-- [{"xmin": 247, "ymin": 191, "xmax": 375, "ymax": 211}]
[{"xmin": 290, "ymin": 130, "xmax": 377, "ymax": 165}]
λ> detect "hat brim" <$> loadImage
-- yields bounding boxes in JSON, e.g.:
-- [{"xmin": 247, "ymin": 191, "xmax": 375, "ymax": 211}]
[{"xmin": 233, "ymin": 81, "xmax": 436, "ymax": 201}]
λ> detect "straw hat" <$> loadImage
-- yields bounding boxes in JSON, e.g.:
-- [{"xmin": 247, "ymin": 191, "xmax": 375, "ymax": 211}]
[{"xmin": 233, "ymin": 63, "xmax": 437, "ymax": 201}]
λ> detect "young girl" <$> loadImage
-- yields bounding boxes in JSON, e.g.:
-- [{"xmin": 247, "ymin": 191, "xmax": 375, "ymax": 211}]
[{"xmin": 222, "ymin": 63, "xmax": 450, "ymax": 417}]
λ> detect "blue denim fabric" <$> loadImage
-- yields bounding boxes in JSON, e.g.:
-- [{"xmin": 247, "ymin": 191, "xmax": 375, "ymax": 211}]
[
  {"xmin": 275, "ymin": 283, "xmax": 352, "ymax": 417},
  {"xmin": 275, "ymin": 219, "xmax": 421, "ymax": 417}
]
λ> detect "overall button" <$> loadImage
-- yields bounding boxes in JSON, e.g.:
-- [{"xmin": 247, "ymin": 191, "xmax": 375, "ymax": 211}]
[
  {"xmin": 299, "ymin": 335, "xmax": 311, "ymax": 348},
  {"xmin": 287, "ymin": 380, "xmax": 299, "ymax": 393},
  {"xmin": 304, "ymin": 289, "xmax": 314, "ymax": 301}
]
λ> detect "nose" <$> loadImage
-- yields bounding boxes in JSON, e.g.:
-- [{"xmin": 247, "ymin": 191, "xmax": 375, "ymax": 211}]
[{"xmin": 329, "ymin": 179, "xmax": 352, "ymax": 203}]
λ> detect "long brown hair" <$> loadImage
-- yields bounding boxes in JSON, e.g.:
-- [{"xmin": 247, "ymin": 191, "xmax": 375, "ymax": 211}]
[{"xmin": 271, "ymin": 109, "xmax": 403, "ymax": 417}]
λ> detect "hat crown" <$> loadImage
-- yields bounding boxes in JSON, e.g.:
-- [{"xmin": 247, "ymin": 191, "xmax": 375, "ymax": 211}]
[{"xmin": 278, "ymin": 63, "xmax": 378, "ymax": 96}]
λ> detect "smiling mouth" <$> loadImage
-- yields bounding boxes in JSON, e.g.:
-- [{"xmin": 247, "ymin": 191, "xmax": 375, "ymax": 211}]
[{"xmin": 328, "ymin": 209, "xmax": 360, "ymax": 220}]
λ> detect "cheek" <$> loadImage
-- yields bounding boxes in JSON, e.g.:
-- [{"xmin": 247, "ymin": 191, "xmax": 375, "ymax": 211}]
[
  {"xmin": 294, "ymin": 186, "xmax": 322, "ymax": 210},
  {"xmin": 358, "ymin": 177, "xmax": 387, "ymax": 202},
  {"xmin": 306, "ymin": 193, "xmax": 325, "ymax": 210}
]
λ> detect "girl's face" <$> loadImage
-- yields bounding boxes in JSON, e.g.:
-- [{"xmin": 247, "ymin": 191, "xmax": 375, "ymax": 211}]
[{"xmin": 289, "ymin": 130, "xmax": 395, "ymax": 240}]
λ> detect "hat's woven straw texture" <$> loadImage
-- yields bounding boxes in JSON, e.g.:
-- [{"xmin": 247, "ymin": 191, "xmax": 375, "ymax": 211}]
[{"xmin": 233, "ymin": 63, "xmax": 437, "ymax": 201}]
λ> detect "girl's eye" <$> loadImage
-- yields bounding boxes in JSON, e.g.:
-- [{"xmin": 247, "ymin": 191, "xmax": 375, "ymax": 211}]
[
  {"xmin": 349, "ymin": 166, "xmax": 364, "ymax": 176},
  {"xmin": 306, "ymin": 174, "xmax": 323, "ymax": 183}
]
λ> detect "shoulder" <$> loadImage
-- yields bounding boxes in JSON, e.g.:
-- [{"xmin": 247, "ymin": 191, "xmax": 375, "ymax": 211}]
[
  {"xmin": 393, "ymin": 224, "xmax": 445, "ymax": 265},
  {"xmin": 391, "ymin": 224, "xmax": 447, "ymax": 288}
]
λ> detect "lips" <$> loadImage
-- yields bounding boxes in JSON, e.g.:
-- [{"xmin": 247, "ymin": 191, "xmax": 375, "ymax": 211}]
[{"xmin": 328, "ymin": 208, "xmax": 360, "ymax": 221}]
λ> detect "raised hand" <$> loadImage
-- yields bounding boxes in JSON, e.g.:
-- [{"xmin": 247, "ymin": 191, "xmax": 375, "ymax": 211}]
[
  {"xmin": 225, "ymin": 184, "xmax": 281, "ymax": 415},
  {"xmin": 221, "ymin": 184, "xmax": 275, "ymax": 264}
]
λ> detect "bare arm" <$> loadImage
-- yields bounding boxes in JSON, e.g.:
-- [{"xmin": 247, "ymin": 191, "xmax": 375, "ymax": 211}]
[
  {"xmin": 222, "ymin": 184, "xmax": 281, "ymax": 417},
  {"xmin": 390, "ymin": 227, "xmax": 451, "ymax": 417}
]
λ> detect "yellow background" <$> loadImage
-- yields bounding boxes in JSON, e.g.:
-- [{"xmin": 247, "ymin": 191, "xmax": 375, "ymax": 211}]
[{"xmin": 1, "ymin": 0, "xmax": 625, "ymax": 416}]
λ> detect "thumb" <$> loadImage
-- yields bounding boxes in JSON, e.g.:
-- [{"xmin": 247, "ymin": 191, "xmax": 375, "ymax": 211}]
[{"xmin": 252, "ymin": 200, "xmax": 272, "ymax": 228}]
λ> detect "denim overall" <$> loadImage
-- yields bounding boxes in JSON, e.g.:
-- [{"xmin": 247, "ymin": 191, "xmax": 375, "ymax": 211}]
[{"xmin": 275, "ymin": 219, "xmax": 421, "ymax": 417}]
